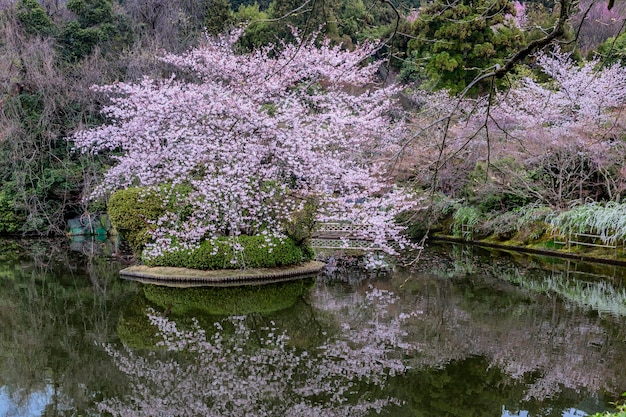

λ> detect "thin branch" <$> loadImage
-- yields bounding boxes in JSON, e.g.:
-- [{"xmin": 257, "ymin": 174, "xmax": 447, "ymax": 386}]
[{"xmin": 494, "ymin": 0, "xmax": 574, "ymax": 78}]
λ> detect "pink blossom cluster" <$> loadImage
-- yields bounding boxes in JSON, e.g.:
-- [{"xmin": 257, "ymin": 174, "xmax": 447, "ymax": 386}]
[
  {"xmin": 406, "ymin": 9, "xmax": 420, "ymax": 24},
  {"xmin": 505, "ymin": 1, "xmax": 527, "ymax": 29},
  {"xmin": 493, "ymin": 48, "xmax": 626, "ymax": 134},
  {"xmin": 487, "ymin": 48, "xmax": 626, "ymax": 174},
  {"xmin": 71, "ymin": 30, "xmax": 417, "ymax": 259},
  {"xmin": 404, "ymin": 48, "xmax": 626, "ymax": 203}
]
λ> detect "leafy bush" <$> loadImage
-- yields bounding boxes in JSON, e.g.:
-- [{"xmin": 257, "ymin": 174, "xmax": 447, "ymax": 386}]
[
  {"xmin": 479, "ymin": 211, "xmax": 519, "ymax": 241},
  {"xmin": 516, "ymin": 204, "xmax": 554, "ymax": 227},
  {"xmin": 474, "ymin": 204, "xmax": 554, "ymax": 242},
  {"xmin": 108, "ymin": 183, "xmax": 316, "ymax": 264},
  {"xmin": 16, "ymin": 0, "xmax": 55, "ymax": 36},
  {"xmin": 597, "ymin": 30, "xmax": 626, "ymax": 66},
  {"xmin": 0, "ymin": 189, "xmax": 24, "ymax": 234},
  {"xmin": 465, "ymin": 159, "xmax": 532, "ymax": 212},
  {"xmin": 452, "ymin": 205, "xmax": 482, "ymax": 239},
  {"xmin": 144, "ymin": 235, "xmax": 311, "ymax": 270},
  {"xmin": 401, "ymin": 193, "xmax": 457, "ymax": 238},
  {"xmin": 515, "ymin": 204, "xmax": 554, "ymax": 242},
  {"xmin": 107, "ymin": 187, "xmax": 175, "ymax": 252}
]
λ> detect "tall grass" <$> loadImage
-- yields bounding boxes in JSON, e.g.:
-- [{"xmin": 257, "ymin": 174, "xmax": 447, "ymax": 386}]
[
  {"xmin": 550, "ymin": 202, "xmax": 626, "ymax": 245},
  {"xmin": 516, "ymin": 204, "xmax": 553, "ymax": 229},
  {"xmin": 452, "ymin": 205, "xmax": 482, "ymax": 238}
]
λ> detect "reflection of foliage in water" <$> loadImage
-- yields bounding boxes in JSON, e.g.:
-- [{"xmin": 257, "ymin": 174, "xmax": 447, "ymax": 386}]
[
  {"xmin": 117, "ymin": 279, "xmax": 318, "ymax": 350},
  {"xmin": 421, "ymin": 243, "xmax": 626, "ymax": 317},
  {"xmin": 500, "ymin": 268, "xmax": 626, "ymax": 317},
  {"xmin": 500, "ymin": 270, "xmax": 626, "ymax": 316},
  {"xmin": 100, "ymin": 288, "xmax": 420, "ymax": 417},
  {"xmin": 393, "ymin": 356, "xmax": 529, "ymax": 417},
  {"xmin": 392, "ymin": 246, "xmax": 626, "ymax": 406},
  {"xmin": 2, "ymin": 240, "xmax": 626, "ymax": 416},
  {"xmin": 419, "ymin": 244, "xmax": 479, "ymax": 279},
  {"xmin": 117, "ymin": 294, "xmax": 164, "ymax": 350},
  {"xmin": 317, "ymin": 254, "xmax": 393, "ymax": 284},
  {"xmin": 449, "ymin": 273, "xmax": 618, "ymax": 402},
  {"xmin": 0, "ymin": 238, "xmax": 136, "ymax": 415},
  {"xmin": 429, "ymin": 258, "xmax": 478, "ymax": 279},
  {"xmin": 142, "ymin": 277, "xmax": 315, "ymax": 316}
]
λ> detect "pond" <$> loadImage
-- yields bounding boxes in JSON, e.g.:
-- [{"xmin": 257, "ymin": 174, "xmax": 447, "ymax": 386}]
[{"xmin": 0, "ymin": 239, "xmax": 625, "ymax": 416}]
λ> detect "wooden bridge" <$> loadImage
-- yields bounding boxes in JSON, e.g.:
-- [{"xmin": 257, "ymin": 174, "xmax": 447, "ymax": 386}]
[{"xmin": 310, "ymin": 222, "xmax": 383, "ymax": 251}]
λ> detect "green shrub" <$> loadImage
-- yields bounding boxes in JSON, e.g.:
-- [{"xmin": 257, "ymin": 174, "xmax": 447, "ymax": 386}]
[
  {"xmin": 400, "ymin": 194, "xmax": 457, "ymax": 239},
  {"xmin": 479, "ymin": 211, "xmax": 518, "ymax": 241},
  {"xmin": 452, "ymin": 205, "xmax": 482, "ymax": 239},
  {"xmin": 107, "ymin": 187, "xmax": 173, "ymax": 252},
  {"xmin": 0, "ymin": 189, "xmax": 24, "ymax": 234},
  {"xmin": 597, "ymin": 30, "xmax": 626, "ymax": 66},
  {"xmin": 108, "ymin": 184, "xmax": 193, "ymax": 252},
  {"xmin": 144, "ymin": 235, "xmax": 311, "ymax": 270},
  {"xmin": 16, "ymin": 0, "xmax": 55, "ymax": 36},
  {"xmin": 515, "ymin": 204, "xmax": 553, "ymax": 243},
  {"xmin": 108, "ymin": 183, "xmax": 315, "ymax": 263},
  {"xmin": 516, "ymin": 205, "xmax": 553, "ymax": 227},
  {"xmin": 465, "ymin": 159, "xmax": 531, "ymax": 212},
  {"xmin": 478, "ymin": 204, "xmax": 554, "ymax": 242}
]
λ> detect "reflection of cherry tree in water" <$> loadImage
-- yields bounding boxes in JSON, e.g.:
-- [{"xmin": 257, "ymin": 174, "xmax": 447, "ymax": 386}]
[
  {"xmin": 98, "ymin": 260, "xmax": 626, "ymax": 415},
  {"xmin": 99, "ymin": 288, "xmax": 420, "ymax": 417},
  {"xmin": 393, "ymin": 253, "xmax": 626, "ymax": 403},
  {"xmin": 315, "ymin": 254, "xmax": 626, "ymax": 408}
]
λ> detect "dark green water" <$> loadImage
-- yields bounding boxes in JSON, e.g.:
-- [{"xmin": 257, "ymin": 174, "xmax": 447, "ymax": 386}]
[{"xmin": 0, "ymin": 239, "xmax": 625, "ymax": 416}]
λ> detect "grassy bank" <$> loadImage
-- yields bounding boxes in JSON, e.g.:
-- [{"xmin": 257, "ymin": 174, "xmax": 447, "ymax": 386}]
[{"xmin": 422, "ymin": 201, "xmax": 626, "ymax": 265}]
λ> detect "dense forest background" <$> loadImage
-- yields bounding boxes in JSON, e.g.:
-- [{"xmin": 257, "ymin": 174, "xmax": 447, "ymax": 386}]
[{"xmin": 0, "ymin": 0, "xmax": 625, "ymax": 236}]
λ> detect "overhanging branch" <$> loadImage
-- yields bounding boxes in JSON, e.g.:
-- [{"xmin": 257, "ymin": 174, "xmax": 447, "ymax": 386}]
[{"xmin": 494, "ymin": 0, "xmax": 574, "ymax": 78}]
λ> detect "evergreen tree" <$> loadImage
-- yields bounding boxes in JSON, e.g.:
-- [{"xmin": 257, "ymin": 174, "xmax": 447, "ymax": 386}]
[
  {"xmin": 61, "ymin": 0, "xmax": 132, "ymax": 61},
  {"xmin": 16, "ymin": 0, "xmax": 55, "ymax": 37},
  {"xmin": 405, "ymin": 0, "xmax": 525, "ymax": 94},
  {"xmin": 203, "ymin": 0, "xmax": 234, "ymax": 35}
]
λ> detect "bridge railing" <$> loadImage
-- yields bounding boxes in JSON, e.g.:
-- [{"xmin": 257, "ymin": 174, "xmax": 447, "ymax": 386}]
[
  {"xmin": 552, "ymin": 231, "xmax": 625, "ymax": 258},
  {"xmin": 311, "ymin": 222, "xmax": 382, "ymax": 251},
  {"xmin": 313, "ymin": 222, "xmax": 370, "ymax": 237}
]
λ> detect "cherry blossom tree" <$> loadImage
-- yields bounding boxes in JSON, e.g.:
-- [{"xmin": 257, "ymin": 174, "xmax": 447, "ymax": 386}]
[
  {"xmin": 71, "ymin": 29, "xmax": 417, "ymax": 259},
  {"xmin": 492, "ymin": 48, "xmax": 626, "ymax": 137},
  {"xmin": 403, "ymin": 48, "xmax": 626, "ymax": 207},
  {"xmin": 483, "ymin": 48, "xmax": 626, "ymax": 205}
]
